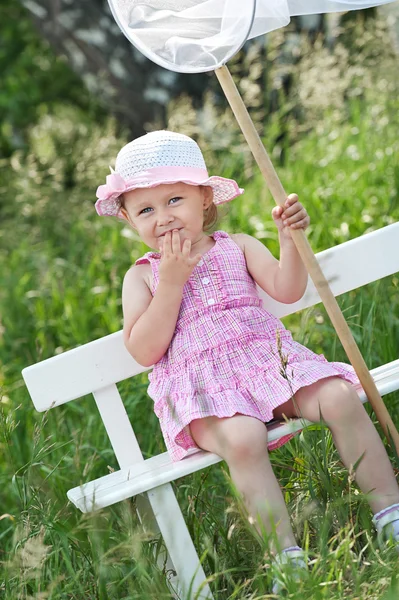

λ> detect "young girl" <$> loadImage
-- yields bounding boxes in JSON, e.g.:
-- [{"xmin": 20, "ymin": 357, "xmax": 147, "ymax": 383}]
[{"xmin": 96, "ymin": 130, "xmax": 399, "ymax": 590}]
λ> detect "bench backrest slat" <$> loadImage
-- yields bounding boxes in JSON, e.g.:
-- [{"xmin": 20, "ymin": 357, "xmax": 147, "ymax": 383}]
[
  {"xmin": 261, "ymin": 221, "xmax": 399, "ymax": 317},
  {"xmin": 22, "ymin": 222, "xmax": 399, "ymax": 412},
  {"xmin": 23, "ymin": 330, "xmax": 150, "ymax": 412}
]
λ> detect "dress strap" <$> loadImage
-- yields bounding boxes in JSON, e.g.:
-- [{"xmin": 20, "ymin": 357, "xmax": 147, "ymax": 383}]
[
  {"xmin": 212, "ymin": 230, "xmax": 229, "ymax": 241},
  {"xmin": 135, "ymin": 251, "xmax": 161, "ymax": 266},
  {"xmin": 134, "ymin": 251, "xmax": 160, "ymax": 295}
]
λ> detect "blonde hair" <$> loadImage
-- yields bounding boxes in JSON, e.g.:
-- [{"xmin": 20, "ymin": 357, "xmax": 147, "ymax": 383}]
[{"xmin": 202, "ymin": 200, "xmax": 218, "ymax": 231}]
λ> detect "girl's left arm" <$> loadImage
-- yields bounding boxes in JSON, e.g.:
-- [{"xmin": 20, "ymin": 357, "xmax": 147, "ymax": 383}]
[
  {"xmin": 237, "ymin": 194, "xmax": 310, "ymax": 304},
  {"xmin": 274, "ymin": 234, "xmax": 308, "ymax": 303}
]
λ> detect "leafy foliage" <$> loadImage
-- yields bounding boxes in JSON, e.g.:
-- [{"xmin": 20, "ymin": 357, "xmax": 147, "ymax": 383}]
[
  {"xmin": 0, "ymin": 8, "xmax": 399, "ymax": 600},
  {"xmin": 0, "ymin": 2, "xmax": 104, "ymax": 157}
]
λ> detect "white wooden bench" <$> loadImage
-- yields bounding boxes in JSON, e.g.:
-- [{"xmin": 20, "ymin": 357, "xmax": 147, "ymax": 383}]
[{"xmin": 22, "ymin": 222, "xmax": 399, "ymax": 600}]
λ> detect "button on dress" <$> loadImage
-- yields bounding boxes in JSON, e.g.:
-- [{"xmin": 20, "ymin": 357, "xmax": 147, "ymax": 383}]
[{"xmin": 135, "ymin": 230, "xmax": 359, "ymax": 461}]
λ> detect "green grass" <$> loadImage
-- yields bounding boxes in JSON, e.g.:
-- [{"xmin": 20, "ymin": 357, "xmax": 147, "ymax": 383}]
[{"xmin": 1, "ymin": 36, "xmax": 399, "ymax": 600}]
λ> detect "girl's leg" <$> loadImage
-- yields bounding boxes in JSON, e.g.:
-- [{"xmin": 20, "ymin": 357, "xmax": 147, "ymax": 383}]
[
  {"xmin": 273, "ymin": 377, "xmax": 399, "ymax": 513},
  {"xmin": 190, "ymin": 414, "xmax": 297, "ymax": 552}
]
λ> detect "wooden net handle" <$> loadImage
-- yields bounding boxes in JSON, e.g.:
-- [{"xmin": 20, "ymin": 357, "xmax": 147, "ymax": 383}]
[{"xmin": 215, "ymin": 64, "xmax": 399, "ymax": 452}]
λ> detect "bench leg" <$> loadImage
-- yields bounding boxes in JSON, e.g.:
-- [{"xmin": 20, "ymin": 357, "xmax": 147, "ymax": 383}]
[
  {"xmin": 136, "ymin": 484, "xmax": 213, "ymax": 600},
  {"xmin": 91, "ymin": 386, "xmax": 213, "ymax": 597},
  {"xmin": 136, "ymin": 494, "xmax": 182, "ymax": 598}
]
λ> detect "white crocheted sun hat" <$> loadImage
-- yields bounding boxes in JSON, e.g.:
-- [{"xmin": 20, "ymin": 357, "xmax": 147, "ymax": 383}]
[{"xmin": 95, "ymin": 130, "xmax": 244, "ymax": 217}]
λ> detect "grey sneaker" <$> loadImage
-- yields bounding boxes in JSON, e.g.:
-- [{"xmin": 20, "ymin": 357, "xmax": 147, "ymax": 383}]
[
  {"xmin": 271, "ymin": 546, "xmax": 308, "ymax": 595},
  {"xmin": 372, "ymin": 504, "xmax": 399, "ymax": 552}
]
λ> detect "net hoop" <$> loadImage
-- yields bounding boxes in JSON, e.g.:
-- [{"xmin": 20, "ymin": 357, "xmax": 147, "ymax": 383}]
[{"xmin": 107, "ymin": 0, "xmax": 257, "ymax": 73}]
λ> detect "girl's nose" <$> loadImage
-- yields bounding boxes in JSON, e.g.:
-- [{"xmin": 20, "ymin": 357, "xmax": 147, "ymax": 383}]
[{"xmin": 157, "ymin": 211, "xmax": 174, "ymax": 226}]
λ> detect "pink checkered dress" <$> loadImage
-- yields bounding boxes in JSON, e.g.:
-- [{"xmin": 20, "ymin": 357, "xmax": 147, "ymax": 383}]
[{"xmin": 136, "ymin": 230, "xmax": 358, "ymax": 461}]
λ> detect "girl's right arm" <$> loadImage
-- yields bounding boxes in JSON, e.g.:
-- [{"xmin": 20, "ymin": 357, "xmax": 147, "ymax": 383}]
[
  {"xmin": 123, "ymin": 230, "xmax": 202, "ymax": 367},
  {"xmin": 122, "ymin": 266, "xmax": 184, "ymax": 367}
]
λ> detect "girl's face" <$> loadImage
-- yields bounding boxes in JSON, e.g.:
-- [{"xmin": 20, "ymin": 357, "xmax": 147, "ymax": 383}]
[{"xmin": 120, "ymin": 183, "xmax": 214, "ymax": 251}]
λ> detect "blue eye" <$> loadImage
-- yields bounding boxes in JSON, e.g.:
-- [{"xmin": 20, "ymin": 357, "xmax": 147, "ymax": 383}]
[{"xmin": 139, "ymin": 197, "xmax": 182, "ymax": 215}]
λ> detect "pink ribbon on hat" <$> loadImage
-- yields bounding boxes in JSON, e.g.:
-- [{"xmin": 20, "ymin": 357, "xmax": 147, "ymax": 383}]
[
  {"xmin": 95, "ymin": 165, "xmax": 244, "ymax": 218},
  {"xmin": 96, "ymin": 172, "xmax": 127, "ymax": 200},
  {"xmin": 96, "ymin": 167, "xmax": 214, "ymax": 201}
]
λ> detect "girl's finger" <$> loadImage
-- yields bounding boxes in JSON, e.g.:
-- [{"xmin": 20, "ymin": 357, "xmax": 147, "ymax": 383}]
[
  {"xmin": 282, "ymin": 202, "xmax": 303, "ymax": 219},
  {"xmin": 191, "ymin": 253, "xmax": 203, "ymax": 265},
  {"xmin": 283, "ymin": 209, "xmax": 308, "ymax": 225},
  {"xmin": 172, "ymin": 229, "xmax": 181, "ymax": 253},
  {"xmin": 284, "ymin": 193, "xmax": 299, "ymax": 207},
  {"xmin": 181, "ymin": 238, "xmax": 191, "ymax": 257},
  {"xmin": 163, "ymin": 231, "xmax": 172, "ymax": 254},
  {"xmin": 290, "ymin": 217, "xmax": 310, "ymax": 229},
  {"xmin": 272, "ymin": 206, "xmax": 283, "ymax": 219}
]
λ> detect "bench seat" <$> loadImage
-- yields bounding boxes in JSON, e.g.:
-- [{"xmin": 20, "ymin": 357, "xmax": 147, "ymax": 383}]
[{"xmin": 68, "ymin": 358, "xmax": 399, "ymax": 513}]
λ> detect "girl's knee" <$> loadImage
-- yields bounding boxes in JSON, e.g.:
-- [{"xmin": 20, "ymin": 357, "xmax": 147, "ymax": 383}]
[
  {"xmin": 220, "ymin": 416, "xmax": 269, "ymax": 464},
  {"xmin": 296, "ymin": 377, "xmax": 363, "ymax": 424},
  {"xmin": 192, "ymin": 415, "xmax": 269, "ymax": 463},
  {"xmin": 317, "ymin": 378, "xmax": 363, "ymax": 424},
  {"xmin": 190, "ymin": 414, "xmax": 268, "ymax": 461}
]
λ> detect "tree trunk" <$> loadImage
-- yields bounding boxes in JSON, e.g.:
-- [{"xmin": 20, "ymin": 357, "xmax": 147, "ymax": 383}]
[{"xmin": 20, "ymin": 0, "xmax": 208, "ymax": 136}]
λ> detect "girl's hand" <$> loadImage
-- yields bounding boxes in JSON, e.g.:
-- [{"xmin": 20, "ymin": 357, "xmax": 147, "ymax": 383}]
[
  {"xmin": 272, "ymin": 193, "xmax": 310, "ymax": 240},
  {"xmin": 158, "ymin": 230, "xmax": 202, "ymax": 287}
]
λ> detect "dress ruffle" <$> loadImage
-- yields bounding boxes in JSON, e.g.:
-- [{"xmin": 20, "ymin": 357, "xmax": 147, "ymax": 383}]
[{"xmin": 149, "ymin": 331, "xmax": 358, "ymax": 461}]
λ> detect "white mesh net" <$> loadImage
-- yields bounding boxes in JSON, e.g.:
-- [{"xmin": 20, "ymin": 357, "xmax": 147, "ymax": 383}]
[
  {"xmin": 109, "ymin": 0, "xmax": 255, "ymax": 72},
  {"xmin": 108, "ymin": 0, "xmax": 396, "ymax": 73}
]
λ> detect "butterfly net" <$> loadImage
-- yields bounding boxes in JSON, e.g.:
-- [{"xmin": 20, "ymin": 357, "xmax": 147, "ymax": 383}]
[{"xmin": 108, "ymin": 0, "xmax": 395, "ymax": 73}]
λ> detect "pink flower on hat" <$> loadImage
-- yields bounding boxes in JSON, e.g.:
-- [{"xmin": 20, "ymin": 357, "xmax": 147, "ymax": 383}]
[{"xmin": 96, "ymin": 172, "xmax": 127, "ymax": 201}]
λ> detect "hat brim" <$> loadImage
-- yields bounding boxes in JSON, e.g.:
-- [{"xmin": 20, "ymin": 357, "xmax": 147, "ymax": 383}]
[{"xmin": 95, "ymin": 175, "xmax": 244, "ymax": 218}]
